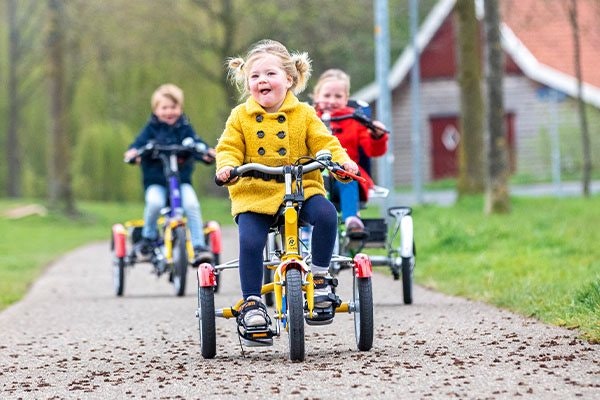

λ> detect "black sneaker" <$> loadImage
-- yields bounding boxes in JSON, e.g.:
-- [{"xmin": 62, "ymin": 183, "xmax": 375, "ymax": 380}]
[
  {"xmin": 135, "ymin": 237, "xmax": 154, "ymax": 260},
  {"xmin": 193, "ymin": 245, "xmax": 214, "ymax": 266},
  {"xmin": 313, "ymin": 273, "xmax": 338, "ymax": 308},
  {"xmin": 236, "ymin": 296, "xmax": 273, "ymax": 346},
  {"xmin": 306, "ymin": 273, "xmax": 340, "ymax": 325}
]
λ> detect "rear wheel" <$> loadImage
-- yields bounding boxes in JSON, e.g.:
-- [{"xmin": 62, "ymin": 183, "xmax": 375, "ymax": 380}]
[
  {"xmin": 353, "ymin": 276, "xmax": 374, "ymax": 351},
  {"xmin": 401, "ymin": 255, "xmax": 414, "ymax": 305},
  {"xmin": 285, "ymin": 268, "xmax": 305, "ymax": 362},
  {"xmin": 198, "ymin": 286, "xmax": 216, "ymax": 359},
  {"xmin": 172, "ymin": 226, "xmax": 188, "ymax": 296},
  {"xmin": 113, "ymin": 257, "xmax": 125, "ymax": 296}
]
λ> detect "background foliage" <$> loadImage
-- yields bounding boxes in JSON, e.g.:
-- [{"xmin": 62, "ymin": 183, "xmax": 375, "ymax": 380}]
[{"xmin": 0, "ymin": 0, "xmax": 437, "ymax": 201}]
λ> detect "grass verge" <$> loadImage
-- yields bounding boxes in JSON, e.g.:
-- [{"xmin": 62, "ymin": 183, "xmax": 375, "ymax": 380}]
[{"xmin": 409, "ymin": 195, "xmax": 600, "ymax": 343}]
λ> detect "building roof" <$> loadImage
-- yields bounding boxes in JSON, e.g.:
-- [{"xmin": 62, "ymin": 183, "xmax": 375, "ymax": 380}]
[{"xmin": 354, "ymin": 0, "xmax": 600, "ymax": 108}]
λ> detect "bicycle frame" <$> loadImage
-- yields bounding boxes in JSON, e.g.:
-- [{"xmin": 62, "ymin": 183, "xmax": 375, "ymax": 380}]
[
  {"xmin": 196, "ymin": 152, "xmax": 375, "ymax": 360},
  {"xmin": 197, "ymin": 156, "xmax": 373, "ymax": 319}
]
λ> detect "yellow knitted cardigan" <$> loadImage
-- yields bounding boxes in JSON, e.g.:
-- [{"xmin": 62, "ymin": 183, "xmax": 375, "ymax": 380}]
[{"xmin": 216, "ymin": 91, "xmax": 351, "ymax": 217}]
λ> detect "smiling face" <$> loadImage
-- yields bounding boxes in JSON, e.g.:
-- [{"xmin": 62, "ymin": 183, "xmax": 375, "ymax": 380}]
[
  {"xmin": 153, "ymin": 95, "xmax": 182, "ymax": 125},
  {"xmin": 247, "ymin": 53, "xmax": 293, "ymax": 113},
  {"xmin": 313, "ymin": 78, "xmax": 349, "ymax": 113}
]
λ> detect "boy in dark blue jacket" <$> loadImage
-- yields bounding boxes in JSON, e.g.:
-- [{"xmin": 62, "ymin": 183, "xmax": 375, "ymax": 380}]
[{"xmin": 124, "ymin": 83, "xmax": 215, "ymax": 265}]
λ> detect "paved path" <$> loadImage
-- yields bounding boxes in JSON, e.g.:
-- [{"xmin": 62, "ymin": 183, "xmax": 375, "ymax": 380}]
[{"xmin": 1, "ymin": 227, "xmax": 598, "ymax": 399}]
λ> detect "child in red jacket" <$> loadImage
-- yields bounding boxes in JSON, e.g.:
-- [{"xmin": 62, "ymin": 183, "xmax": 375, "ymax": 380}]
[{"xmin": 313, "ymin": 69, "xmax": 388, "ymax": 231}]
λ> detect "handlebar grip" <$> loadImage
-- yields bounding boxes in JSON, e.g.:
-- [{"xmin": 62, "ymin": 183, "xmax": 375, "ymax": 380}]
[{"xmin": 333, "ymin": 167, "xmax": 367, "ymax": 183}]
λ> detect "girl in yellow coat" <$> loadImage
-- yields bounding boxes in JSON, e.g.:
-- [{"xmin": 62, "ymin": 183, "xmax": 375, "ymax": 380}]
[{"xmin": 216, "ymin": 39, "xmax": 358, "ymax": 330}]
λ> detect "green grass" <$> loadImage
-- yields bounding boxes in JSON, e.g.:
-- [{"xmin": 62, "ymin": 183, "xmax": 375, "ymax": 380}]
[
  {"xmin": 1, "ymin": 194, "xmax": 599, "ymax": 342},
  {"xmin": 409, "ymin": 195, "xmax": 600, "ymax": 343}
]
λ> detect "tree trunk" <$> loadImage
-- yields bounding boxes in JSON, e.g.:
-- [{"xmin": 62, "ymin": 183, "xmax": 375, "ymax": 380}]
[
  {"xmin": 455, "ymin": 0, "xmax": 485, "ymax": 196},
  {"xmin": 47, "ymin": 0, "xmax": 76, "ymax": 215},
  {"xmin": 6, "ymin": 0, "xmax": 22, "ymax": 198},
  {"xmin": 568, "ymin": 0, "xmax": 591, "ymax": 197},
  {"xmin": 483, "ymin": 0, "xmax": 510, "ymax": 214}
]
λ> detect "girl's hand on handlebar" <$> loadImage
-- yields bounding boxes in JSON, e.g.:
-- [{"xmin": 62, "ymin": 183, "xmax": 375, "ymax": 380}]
[
  {"xmin": 342, "ymin": 160, "xmax": 359, "ymax": 175},
  {"xmin": 370, "ymin": 120, "xmax": 388, "ymax": 139},
  {"xmin": 216, "ymin": 166, "xmax": 238, "ymax": 184}
]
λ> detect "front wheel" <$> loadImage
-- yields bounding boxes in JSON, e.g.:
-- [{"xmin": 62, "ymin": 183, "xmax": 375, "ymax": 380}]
[
  {"xmin": 353, "ymin": 277, "xmax": 374, "ymax": 351},
  {"xmin": 172, "ymin": 226, "xmax": 188, "ymax": 296},
  {"xmin": 197, "ymin": 286, "xmax": 216, "ymax": 359},
  {"xmin": 285, "ymin": 268, "xmax": 305, "ymax": 362}
]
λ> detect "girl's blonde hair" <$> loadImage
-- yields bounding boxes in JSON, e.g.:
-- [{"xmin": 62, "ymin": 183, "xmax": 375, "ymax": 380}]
[
  {"xmin": 313, "ymin": 69, "xmax": 351, "ymax": 98},
  {"xmin": 226, "ymin": 39, "xmax": 312, "ymax": 100},
  {"xmin": 151, "ymin": 83, "xmax": 184, "ymax": 110}
]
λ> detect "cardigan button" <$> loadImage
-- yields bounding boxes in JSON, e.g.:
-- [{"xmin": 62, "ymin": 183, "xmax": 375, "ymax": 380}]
[
  {"xmin": 277, "ymin": 115, "xmax": 286, "ymax": 123},
  {"xmin": 257, "ymin": 130, "xmax": 265, "ymax": 138},
  {"xmin": 277, "ymin": 131, "xmax": 286, "ymax": 139},
  {"xmin": 258, "ymin": 147, "xmax": 265, "ymax": 155},
  {"xmin": 278, "ymin": 148, "xmax": 287, "ymax": 156},
  {"xmin": 256, "ymin": 115, "xmax": 263, "ymax": 122}
]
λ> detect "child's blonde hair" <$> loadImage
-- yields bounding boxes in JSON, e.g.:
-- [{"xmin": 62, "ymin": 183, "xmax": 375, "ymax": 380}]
[
  {"xmin": 226, "ymin": 39, "xmax": 312, "ymax": 100},
  {"xmin": 313, "ymin": 69, "xmax": 351, "ymax": 98},
  {"xmin": 151, "ymin": 83, "xmax": 184, "ymax": 111}
]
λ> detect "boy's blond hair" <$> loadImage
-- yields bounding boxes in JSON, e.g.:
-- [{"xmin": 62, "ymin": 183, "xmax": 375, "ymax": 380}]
[
  {"xmin": 151, "ymin": 83, "xmax": 184, "ymax": 111},
  {"xmin": 313, "ymin": 69, "xmax": 351, "ymax": 98},
  {"xmin": 226, "ymin": 39, "xmax": 312, "ymax": 100}
]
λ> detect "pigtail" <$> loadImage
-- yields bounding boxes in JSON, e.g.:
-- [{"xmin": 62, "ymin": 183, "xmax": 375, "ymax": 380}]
[
  {"xmin": 291, "ymin": 52, "xmax": 312, "ymax": 95},
  {"xmin": 226, "ymin": 57, "xmax": 249, "ymax": 99}
]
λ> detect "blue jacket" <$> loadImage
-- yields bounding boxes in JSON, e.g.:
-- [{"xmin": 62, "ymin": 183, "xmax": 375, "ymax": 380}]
[{"xmin": 129, "ymin": 114, "xmax": 210, "ymax": 189}]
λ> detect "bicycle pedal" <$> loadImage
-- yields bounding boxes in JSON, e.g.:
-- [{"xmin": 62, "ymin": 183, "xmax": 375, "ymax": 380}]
[
  {"xmin": 305, "ymin": 307, "xmax": 335, "ymax": 325},
  {"xmin": 239, "ymin": 327, "xmax": 275, "ymax": 347}
]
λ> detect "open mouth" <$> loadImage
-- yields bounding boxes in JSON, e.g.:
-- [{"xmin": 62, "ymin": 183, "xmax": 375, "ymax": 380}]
[{"xmin": 260, "ymin": 88, "xmax": 271, "ymax": 95}]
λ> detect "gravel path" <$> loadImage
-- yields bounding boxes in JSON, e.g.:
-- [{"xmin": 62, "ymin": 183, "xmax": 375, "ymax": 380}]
[{"xmin": 1, "ymin": 227, "xmax": 598, "ymax": 399}]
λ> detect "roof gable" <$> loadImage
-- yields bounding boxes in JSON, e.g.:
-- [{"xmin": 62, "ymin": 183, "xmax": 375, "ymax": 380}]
[{"xmin": 354, "ymin": 0, "xmax": 600, "ymax": 108}]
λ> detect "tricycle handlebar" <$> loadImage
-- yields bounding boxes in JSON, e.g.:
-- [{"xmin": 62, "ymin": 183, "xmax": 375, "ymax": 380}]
[{"xmin": 215, "ymin": 151, "xmax": 365, "ymax": 186}]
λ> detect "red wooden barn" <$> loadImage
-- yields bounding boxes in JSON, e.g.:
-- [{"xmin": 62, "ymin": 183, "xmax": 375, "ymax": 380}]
[{"xmin": 355, "ymin": 0, "xmax": 600, "ymax": 185}]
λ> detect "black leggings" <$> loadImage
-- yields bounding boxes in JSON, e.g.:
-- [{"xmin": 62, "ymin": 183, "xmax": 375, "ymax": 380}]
[{"xmin": 237, "ymin": 195, "xmax": 337, "ymax": 299}]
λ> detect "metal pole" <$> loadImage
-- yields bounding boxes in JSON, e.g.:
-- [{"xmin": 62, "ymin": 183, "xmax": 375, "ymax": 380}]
[
  {"xmin": 550, "ymin": 90, "xmax": 562, "ymax": 196},
  {"xmin": 409, "ymin": 0, "xmax": 424, "ymax": 203},
  {"xmin": 374, "ymin": 0, "xmax": 394, "ymax": 213}
]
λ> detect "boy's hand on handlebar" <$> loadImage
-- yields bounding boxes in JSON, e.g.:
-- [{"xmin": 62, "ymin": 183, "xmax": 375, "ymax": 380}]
[
  {"xmin": 124, "ymin": 148, "xmax": 140, "ymax": 164},
  {"xmin": 202, "ymin": 148, "xmax": 217, "ymax": 164}
]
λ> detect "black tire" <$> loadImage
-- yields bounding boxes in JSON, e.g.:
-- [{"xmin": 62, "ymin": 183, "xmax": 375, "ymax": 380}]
[
  {"xmin": 401, "ymin": 255, "xmax": 414, "ymax": 305},
  {"xmin": 113, "ymin": 257, "xmax": 125, "ymax": 296},
  {"xmin": 285, "ymin": 268, "xmax": 305, "ymax": 362},
  {"xmin": 353, "ymin": 277, "xmax": 374, "ymax": 351},
  {"xmin": 198, "ymin": 286, "xmax": 216, "ymax": 359},
  {"xmin": 263, "ymin": 267, "xmax": 274, "ymax": 307},
  {"xmin": 172, "ymin": 226, "xmax": 188, "ymax": 296}
]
